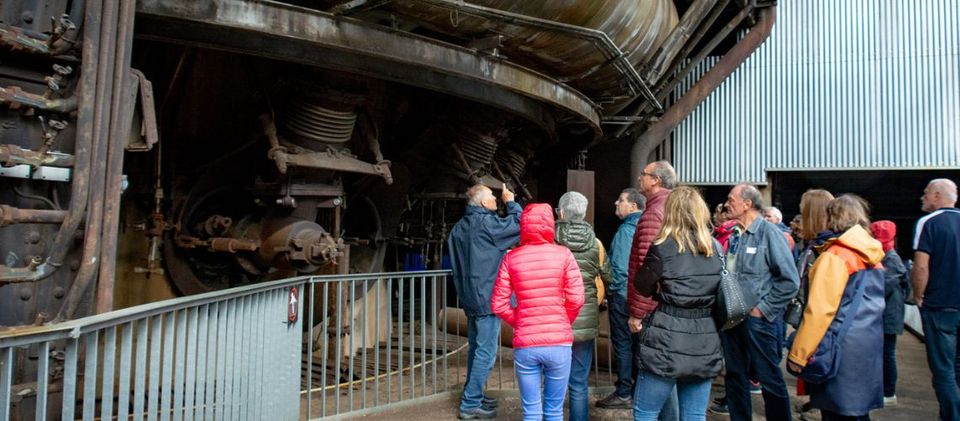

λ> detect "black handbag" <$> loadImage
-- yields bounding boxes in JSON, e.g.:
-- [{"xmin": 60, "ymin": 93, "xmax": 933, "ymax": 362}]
[{"xmin": 713, "ymin": 243, "xmax": 750, "ymax": 330}]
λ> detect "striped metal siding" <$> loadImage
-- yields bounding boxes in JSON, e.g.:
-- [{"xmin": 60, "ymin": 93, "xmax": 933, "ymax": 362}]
[{"xmin": 673, "ymin": 0, "xmax": 960, "ymax": 185}]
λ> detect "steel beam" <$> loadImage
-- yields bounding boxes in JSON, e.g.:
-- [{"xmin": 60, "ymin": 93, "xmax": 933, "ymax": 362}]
[
  {"xmin": 630, "ymin": 7, "xmax": 775, "ymax": 181},
  {"xmin": 134, "ymin": 0, "xmax": 601, "ymax": 140}
]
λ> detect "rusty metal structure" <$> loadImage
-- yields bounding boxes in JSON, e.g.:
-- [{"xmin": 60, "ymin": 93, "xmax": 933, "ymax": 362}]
[{"xmin": 0, "ymin": 0, "xmax": 771, "ymax": 418}]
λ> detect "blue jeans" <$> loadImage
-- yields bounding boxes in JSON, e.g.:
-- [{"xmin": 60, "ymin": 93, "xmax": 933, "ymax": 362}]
[
  {"xmin": 461, "ymin": 315, "xmax": 500, "ymax": 411},
  {"xmin": 721, "ymin": 313, "xmax": 791, "ymax": 421},
  {"xmin": 515, "ymin": 345, "xmax": 572, "ymax": 421},
  {"xmin": 568, "ymin": 340, "xmax": 594, "ymax": 421},
  {"xmin": 883, "ymin": 333, "xmax": 898, "ymax": 397},
  {"xmin": 921, "ymin": 308, "xmax": 960, "ymax": 420},
  {"xmin": 609, "ymin": 292, "xmax": 638, "ymax": 398},
  {"xmin": 632, "ymin": 370, "xmax": 711, "ymax": 421}
]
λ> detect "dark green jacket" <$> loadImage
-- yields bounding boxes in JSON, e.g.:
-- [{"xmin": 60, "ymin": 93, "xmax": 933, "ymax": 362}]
[{"xmin": 556, "ymin": 220, "xmax": 611, "ymax": 342}]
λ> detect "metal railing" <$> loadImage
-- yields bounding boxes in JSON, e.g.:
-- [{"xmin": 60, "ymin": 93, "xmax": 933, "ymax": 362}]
[{"xmin": 0, "ymin": 269, "xmax": 617, "ymax": 420}]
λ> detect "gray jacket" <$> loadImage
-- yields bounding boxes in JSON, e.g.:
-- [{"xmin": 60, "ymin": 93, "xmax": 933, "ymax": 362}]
[{"xmin": 731, "ymin": 216, "xmax": 801, "ymax": 321}]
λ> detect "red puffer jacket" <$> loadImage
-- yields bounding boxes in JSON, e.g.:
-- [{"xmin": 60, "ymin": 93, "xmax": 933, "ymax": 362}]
[
  {"xmin": 627, "ymin": 188, "xmax": 670, "ymax": 319},
  {"xmin": 491, "ymin": 203, "xmax": 584, "ymax": 349}
]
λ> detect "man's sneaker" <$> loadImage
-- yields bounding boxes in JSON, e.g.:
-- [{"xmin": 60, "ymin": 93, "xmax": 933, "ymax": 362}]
[
  {"xmin": 458, "ymin": 406, "xmax": 496, "ymax": 420},
  {"xmin": 884, "ymin": 395, "xmax": 898, "ymax": 406},
  {"xmin": 596, "ymin": 392, "xmax": 632, "ymax": 409},
  {"xmin": 750, "ymin": 380, "xmax": 762, "ymax": 395},
  {"xmin": 709, "ymin": 397, "xmax": 730, "ymax": 415},
  {"xmin": 482, "ymin": 395, "xmax": 498, "ymax": 409}
]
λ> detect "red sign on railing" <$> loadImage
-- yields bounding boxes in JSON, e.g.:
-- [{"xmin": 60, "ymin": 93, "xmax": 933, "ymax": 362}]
[{"xmin": 288, "ymin": 287, "xmax": 299, "ymax": 323}]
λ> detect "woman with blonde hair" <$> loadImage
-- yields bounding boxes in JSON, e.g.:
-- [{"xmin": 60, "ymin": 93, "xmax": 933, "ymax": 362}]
[
  {"xmin": 788, "ymin": 195, "xmax": 884, "ymax": 420},
  {"xmin": 632, "ymin": 186, "xmax": 723, "ymax": 421}
]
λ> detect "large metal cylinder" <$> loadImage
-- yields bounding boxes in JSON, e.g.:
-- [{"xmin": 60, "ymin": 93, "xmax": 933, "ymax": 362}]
[{"xmin": 387, "ymin": 0, "xmax": 678, "ymax": 103}]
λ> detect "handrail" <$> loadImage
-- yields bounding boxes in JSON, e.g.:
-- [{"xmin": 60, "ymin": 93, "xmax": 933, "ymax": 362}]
[{"xmin": 0, "ymin": 270, "xmax": 451, "ymax": 348}]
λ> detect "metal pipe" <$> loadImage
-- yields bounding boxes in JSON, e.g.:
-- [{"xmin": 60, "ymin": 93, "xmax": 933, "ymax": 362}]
[
  {"xmin": 643, "ymin": 0, "xmax": 720, "ymax": 85},
  {"xmin": 0, "ymin": 0, "xmax": 102, "ymax": 284},
  {"xmin": 411, "ymin": 0, "xmax": 662, "ymax": 111},
  {"xmin": 611, "ymin": 0, "xmax": 738, "ymax": 139},
  {"xmin": 0, "ymin": 86, "xmax": 78, "ymax": 113},
  {"xmin": 0, "ymin": 144, "xmax": 75, "ymax": 168},
  {"xmin": 654, "ymin": 0, "xmax": 733, "ymax": 92},
  {"xmin": 630, "ymin": 7, "xmax": 775, "ymax": 182},
  {"xmin": 0, "ymin": 205, "xmax": 68, "ymax": 227},
  {"xmin": 641, "ymin": 4, "xmax": 754, "ymax": 117},
  {"xmin": 59, "ymin": 0, "xmax": 120, "ymax": 320},
  {"xmin": 97, "ymin": 0, "xmax": 137, "ymax": 314}
]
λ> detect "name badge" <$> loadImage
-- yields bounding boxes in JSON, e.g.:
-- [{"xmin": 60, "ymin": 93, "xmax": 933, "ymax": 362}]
[{"xmin": 746, "ymin": 247, "xmax": 758, "ymax": 254}]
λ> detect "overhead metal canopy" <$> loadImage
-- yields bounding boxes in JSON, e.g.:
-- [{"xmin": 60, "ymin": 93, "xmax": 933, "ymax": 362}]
[{"xmin": 134, "ymin": 0, "xmax": 602, "ymax": 139}]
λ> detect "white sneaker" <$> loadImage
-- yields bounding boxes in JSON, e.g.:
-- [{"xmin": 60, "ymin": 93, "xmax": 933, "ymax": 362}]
[{"xmin": 884, "ymin": 395, "xmax": 897, "ymax": 406}]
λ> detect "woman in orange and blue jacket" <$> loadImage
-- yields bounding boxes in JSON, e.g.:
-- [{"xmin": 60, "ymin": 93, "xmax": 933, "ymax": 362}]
[{"xmin": 788, "ymin": 195, "xmax": 885, "ymax": 421}]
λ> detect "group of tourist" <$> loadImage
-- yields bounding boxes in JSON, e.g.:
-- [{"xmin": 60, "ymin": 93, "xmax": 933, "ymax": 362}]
[{"xmin": 447, "ymin": 161, "xmax": 960, "ymax": 421}]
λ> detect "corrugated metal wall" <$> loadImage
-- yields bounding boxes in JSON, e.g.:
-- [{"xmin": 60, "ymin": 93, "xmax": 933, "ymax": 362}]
[{"xmin": 673, "ymin": 0, "xmax": 960, "ymax": 185}]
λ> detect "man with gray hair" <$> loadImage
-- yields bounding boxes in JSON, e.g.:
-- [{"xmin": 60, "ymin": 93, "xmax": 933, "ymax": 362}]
[
  {"xmin": 912, "ymin": 178, "xmax": 960, "ymax": 420},
  {"xmin": 764, "ymin": 206, "xmax": 796, "ymax": 253},
  {"xmin": 555, "ymin": 191, "xmax": 611, "ymax": 421},
  {"xmin": 627, "ymin": 160, "xmax": 679, "ymax": 420},
  {"xmin": 448, "ymin": 183, "xmax": 521, "ymax": 419},
  {"xmin": 718, "ymin": 184, "xmax": 799, "ymax": 420}
]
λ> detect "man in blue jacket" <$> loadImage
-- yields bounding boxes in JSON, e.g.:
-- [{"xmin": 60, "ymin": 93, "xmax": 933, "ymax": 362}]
[
  {"xmin": 597, "ymin": 188, "xmax": 645, "ymax": 409},
  {"xmin": 721, "ymin": 184, "xmax": 800, "ymax": 421},
  {"xmin": 448, "ymin": 183, "xmax": 521, "ymax": 420}
]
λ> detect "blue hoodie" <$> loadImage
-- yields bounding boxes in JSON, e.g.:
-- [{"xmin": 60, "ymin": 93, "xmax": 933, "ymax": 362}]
[{"xmin": 447, "ymin": 202, "xmax": 522, "ymax": 316}]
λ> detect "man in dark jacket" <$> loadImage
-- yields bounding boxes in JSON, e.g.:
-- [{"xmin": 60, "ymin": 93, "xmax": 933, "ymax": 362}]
[
  {"xmin": 627, "ymin": 160, "xmax": 679, "ymax": 421},
  {"xmin": 448, "ymin": 183, "xmax": 521, "ymax": 420},
  {"xmin": 597, "ymin": 188, "xmax": 645, "ymax": 409},
  {"xmin": 721, "ymin": 184, "xmax": 800, "ymax": 421}
]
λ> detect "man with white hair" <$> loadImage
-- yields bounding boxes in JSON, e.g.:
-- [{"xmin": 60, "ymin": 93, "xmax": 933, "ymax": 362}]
[
  {"xmin": 555, "ymin": 191, "xmax": 611, "ymax": 421},
  {"xmin": 764, "ymin": 206, "xmax": 796, "ymax": 252},
  {"xmin": 448, "ymin": 183, "xmax": 521, "ymax": 419},
  {"xmin": 912, "ymin": 178, "xmax": 960, "ymax": 420}
]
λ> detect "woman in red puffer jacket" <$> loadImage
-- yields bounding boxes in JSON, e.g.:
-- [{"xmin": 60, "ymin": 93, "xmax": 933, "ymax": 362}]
[{"xmin": 491, "ymin": 203, "xmax": 584, "ymax": 421}]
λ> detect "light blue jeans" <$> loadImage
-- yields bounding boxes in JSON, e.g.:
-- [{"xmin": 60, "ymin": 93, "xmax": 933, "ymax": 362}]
[
  {"xmin": 633, "ymin": 370, "xmax": 711, "ymax": 421},
  {"xmin": 461, "ymin": 315, "xmax": 500, "ymax": 411},
  {"xmin": 568, "ymin": 340, "xmax": 594, "ymax": 421},
  {"xmin": 514, "ymin": 345, "xmax": 572, "ymax": 421}
]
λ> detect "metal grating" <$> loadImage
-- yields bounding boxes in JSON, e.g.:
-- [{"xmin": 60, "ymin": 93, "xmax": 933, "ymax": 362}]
[{"xmin": 672, "ymin": 0, "xmax": 960, "ymax": 185}]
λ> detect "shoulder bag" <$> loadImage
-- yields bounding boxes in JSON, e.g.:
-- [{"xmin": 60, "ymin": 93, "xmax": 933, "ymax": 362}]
[{"xmin": 713, "ymin": 242, "xmax": 750, "ymax": 330}]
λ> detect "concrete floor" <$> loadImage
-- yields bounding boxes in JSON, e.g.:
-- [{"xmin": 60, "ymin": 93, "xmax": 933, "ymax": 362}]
[{"xmin": 336, "ymin": 333, "xmax": 938, "ymax": 420}]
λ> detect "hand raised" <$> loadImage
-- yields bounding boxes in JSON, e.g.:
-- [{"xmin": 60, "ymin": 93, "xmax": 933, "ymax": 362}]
[{"xmin": 501, "ymin": 183, "xmax": 515, "ymax": 202}]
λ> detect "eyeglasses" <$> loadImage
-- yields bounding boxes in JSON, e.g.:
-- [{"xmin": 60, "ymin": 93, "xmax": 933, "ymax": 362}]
[{"xmin": 639, "ymin": 172, "xmax": 659, "ymax": 179}]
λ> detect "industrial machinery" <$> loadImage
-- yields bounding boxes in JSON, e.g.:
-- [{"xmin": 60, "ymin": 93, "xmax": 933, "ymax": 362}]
[{"xmin": 0, "ymin": 0, "xmax": 771, "ymax": 417}]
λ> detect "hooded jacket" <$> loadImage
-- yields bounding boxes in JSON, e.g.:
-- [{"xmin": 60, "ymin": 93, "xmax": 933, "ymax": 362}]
[
  {"xmin": 491, "ymin": 203, "xmax": 585, "ymax": 349},
  {"xmin": 627, "ymin": 188, "xmax": 670, "ymax": 319},
  {"xmin": 870, "ymin": 220, "xmax": 909, "ymax": 335},
  {"xmin": 447, "ymin": 201, "xmax": 522, "ymax": 317},
  {"xmin": 555, "ymin": 220, "xmax": 611, "ymax": 342},
  {"xmin": 789, "ymin": 224, "xmax": 885, "ymax": 415}
]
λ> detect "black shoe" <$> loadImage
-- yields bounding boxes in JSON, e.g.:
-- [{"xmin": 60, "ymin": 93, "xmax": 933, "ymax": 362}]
[
  {"xmin": 458, "ymin": 407, "xmax": 496, "ymax": 420},
  {"xmin": 596, "ymin": 392, "xmax": 632, "ymax": 409},
  {"xmin": 482, "ymin": 395, "xmax": 498, "ymax": 409},
  {"xmin": 708, "ymin": 401, "xmax": 729, "ymax": 415}
]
